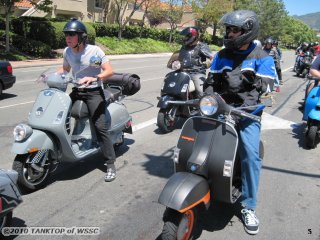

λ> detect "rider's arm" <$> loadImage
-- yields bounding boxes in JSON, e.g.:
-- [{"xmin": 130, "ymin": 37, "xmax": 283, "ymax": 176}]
[{"xmin": 310, "ymin": 55, "xmax": 320, "ymax": 77}]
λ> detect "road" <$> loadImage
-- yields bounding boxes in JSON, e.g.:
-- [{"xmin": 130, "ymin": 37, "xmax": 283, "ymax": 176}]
[{"xmin": 0, "ymin": 52, "xmax": 319, "ymax": 240}]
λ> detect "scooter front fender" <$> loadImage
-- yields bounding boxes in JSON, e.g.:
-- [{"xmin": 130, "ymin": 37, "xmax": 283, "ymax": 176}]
[
  {"xmin": 308, "ymin": 109, "xmax": 320, "ymax": 122},
  {"xmin": 158, "ymin": 172, "xmax": 210, "ymax": 213},
  {"xmin": 157, "ymin": 95, "xmax": 175, "ymax": 109},
  {"xmin": 11, "ymin": 130, "xmax": 55, "ymax": 154}
]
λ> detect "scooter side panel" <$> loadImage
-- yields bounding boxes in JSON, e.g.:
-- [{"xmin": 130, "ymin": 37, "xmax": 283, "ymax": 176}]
[
  {"xmin": 158, "ymin": 172, "xmax": 210, "ymax": 212},
  {"xmin": 11, "ymin": 129, "xmax": 55, "ymax": 154},
  {"xmin": 303, "ymin": 87, "xmax": 320, "ymax": 121}
]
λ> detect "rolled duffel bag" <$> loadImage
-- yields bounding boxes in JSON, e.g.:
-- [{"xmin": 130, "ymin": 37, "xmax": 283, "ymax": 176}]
[{"xmin": 105, "ymin": 73, "xmax": 141, "ymax": 96}]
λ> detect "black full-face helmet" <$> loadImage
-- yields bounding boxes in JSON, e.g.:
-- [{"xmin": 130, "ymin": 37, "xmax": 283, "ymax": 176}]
[
  {"xmin": 63, "ymin": 18, "xmax": 87, "ymax": 46},
  {"xmin": 220, "ymin": 10, "xmax": 259, "ymax": 50},
  {"xmin": 264, "ymin": 37, "xmax": 274, "ymax": 46},
  {"xmin": 180, "ymin": 27, "xmax": 200, "ymax": 46}
]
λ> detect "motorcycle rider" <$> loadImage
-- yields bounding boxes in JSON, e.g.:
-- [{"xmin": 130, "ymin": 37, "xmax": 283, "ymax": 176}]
[
  {"xmin": 61, "ymin": 19, "xmax": 117, "ymax": 182},
  {"xmin": 294, "ymin": 42, "xmax": 309, "ymax": 72},
  {"xmin": 263, "ymin": 37, "xmax": 282, "ymax": 86},
  {"xmin": 168, "ymin": 27, "xmax": 213, "ymax": 97},
  {"xmin": 306, "ymin": 54, "xmax": 320, "ymax": 97},
  {"xmin": 204, "ymin": 10, "xmax": 276, "ymax": 235}
]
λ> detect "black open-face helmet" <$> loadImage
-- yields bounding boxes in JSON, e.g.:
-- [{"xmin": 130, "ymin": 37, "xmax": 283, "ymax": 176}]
[
  {"xmin": 180, "ymin": 27, "xmax": 199, "ymax": 46},
  {"xmin": 63, "ymin": 19, "xmax": 87, "ymax": 46},
  {"xmin": 220, "ymin": 10, "xmax": 259, "ymax": 50}
]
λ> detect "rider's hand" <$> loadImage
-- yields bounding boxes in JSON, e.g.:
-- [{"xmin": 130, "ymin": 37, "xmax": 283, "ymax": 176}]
[{"xmin": 78, "ymin": 76, "xmax": 97, "ymax": 86}]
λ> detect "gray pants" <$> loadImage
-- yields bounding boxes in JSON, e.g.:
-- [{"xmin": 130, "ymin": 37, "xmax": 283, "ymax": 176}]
[{"xmin": 190, "ymin": 73, "xmax": 206, "ymax": 97}]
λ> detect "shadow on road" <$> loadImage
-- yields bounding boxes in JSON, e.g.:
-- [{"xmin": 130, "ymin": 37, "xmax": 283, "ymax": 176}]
[
  {"xmin": 142, "ymin": 147, "xmax": 175, "ymax": 179},
  {"xmin": 0, "ymin": 93, "xmax": 17, "ymax": 100}
]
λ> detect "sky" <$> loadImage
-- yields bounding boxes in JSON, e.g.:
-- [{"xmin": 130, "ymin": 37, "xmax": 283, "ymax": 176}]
[{"xmin": 282, "ymin": 0, "xmax": 320, "ymax": 16}]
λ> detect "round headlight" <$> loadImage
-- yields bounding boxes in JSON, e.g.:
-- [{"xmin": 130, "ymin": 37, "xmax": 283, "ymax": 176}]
[
  {"xmin": 200, "ymin": 96, "xmax": 218, "ymax": 116},
  {"xmin": 13, "ymin": 124, "xmax": 32, "ymax": 142},
  {"xmin": 171, "ymin": 61, "xmax": 181, "ymax": 70}
]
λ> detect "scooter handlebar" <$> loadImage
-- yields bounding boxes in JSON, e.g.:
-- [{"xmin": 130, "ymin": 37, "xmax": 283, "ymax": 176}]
[
  {"xmin": 307, "ymin": 75, "xmax": 320, "ymax": 81},
  {"xmin": 231, "ymin": 109, "xmax": 262, "ymax": 122}
]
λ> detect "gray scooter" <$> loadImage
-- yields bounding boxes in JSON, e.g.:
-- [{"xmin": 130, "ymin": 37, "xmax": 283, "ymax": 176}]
[{"xmin": 11, "ymin": 56, "xmax": 133, "ymax": 191}]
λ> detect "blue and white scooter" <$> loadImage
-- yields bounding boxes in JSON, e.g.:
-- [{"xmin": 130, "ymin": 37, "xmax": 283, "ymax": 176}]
[{"xmin": 303, "ymin": 75, "xmax": 320, "ymax": 148}]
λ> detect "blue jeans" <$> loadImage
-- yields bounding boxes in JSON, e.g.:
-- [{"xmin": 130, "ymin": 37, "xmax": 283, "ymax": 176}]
[{"xmin": 238, "ymin": 118, "xmax": 262, "ymax": 210}]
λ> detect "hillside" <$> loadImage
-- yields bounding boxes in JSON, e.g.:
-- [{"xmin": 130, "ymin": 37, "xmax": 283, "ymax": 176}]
[{"xmin": 293, "ymin": 12, "xmax": 320, "ymax": 30}]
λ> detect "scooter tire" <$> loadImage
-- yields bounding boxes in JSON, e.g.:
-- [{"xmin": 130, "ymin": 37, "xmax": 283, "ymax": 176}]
[
  {"xmin": 0, "ymin": 211, "xmax": 12, "ymax": 235},
  {"xmin": 13, "ymin": 153, "xmax": 52, "ymax": 192},
  {"xmin": 160, "ymin": 208, "xmax": 197, "ymax": 240},
  {"xmin": 306, "ymin": 125, "xmax": 318, "ymax": 149},
  {"xmin": 157, "ymin": 109, "xmax": 177, "ymax": 134}
]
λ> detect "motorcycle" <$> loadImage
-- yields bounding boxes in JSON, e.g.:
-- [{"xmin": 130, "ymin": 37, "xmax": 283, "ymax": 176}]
[
  {"xmin": 0, "ymin": 169, "xmax": 23, "ymax": 233},
  {"xmin": 303, "ymin": 75, "xmax": 320, "ymax": 148},
  {"xmin": 157, "ymin": 56, "xmax": 203, "ymax": 133},
  {"xmin": 11, "ymin": 56, "xmax": 137, "ymax": 191},
  {"xmin": 157, "ymin": 93, "xmax": 264, "ymax": 240},
  {"xmin": 296, "ymin": 51, "xmax": 313, "ymax": 78}
]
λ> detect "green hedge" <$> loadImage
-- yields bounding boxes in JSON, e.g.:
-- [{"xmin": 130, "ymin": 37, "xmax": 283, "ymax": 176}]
[{"xmin": 11, "ymin": 34, "xmax": 52, "ymax": 58}]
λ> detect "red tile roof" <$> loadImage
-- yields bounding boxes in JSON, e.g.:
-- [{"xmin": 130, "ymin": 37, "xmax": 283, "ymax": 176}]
[{"xmin": 15, "ymin": 0, "xmax": 33, "ymax": 9}]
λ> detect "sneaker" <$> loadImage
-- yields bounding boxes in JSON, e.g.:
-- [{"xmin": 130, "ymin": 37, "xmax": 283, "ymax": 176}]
[
  {"xmin": 104, "ymin": 164, "xmax": 116, "ymax": 182},
  {"xmin": 241, "ymin": 209, "xmax": 259, "ymax": 235}
]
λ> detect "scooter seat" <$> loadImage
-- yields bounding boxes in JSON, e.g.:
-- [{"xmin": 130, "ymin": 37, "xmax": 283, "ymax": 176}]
[
  {"xmin": 104, "ymin": 87, "xmax": 121, "ymax": 102},
  {"xmin": 71, "ymin": 100, "xmax": 89, "ymax": 119}
]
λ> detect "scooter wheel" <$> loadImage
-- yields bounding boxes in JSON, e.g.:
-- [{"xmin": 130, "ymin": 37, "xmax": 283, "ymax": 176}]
[
  {"xmin": 13, "ymin": 152, "xmax": 52, "ymax": 192},
  {"xmin": 157, "ymin": 109, "xmax": 177, "ymax": 133},
  {"xmin": 160, "ymin": 208, "xmax": 197, "ymax": 240},
  {"xmin": 306, "ymin": 125, "xmax": 318, "ymax": 149},
  {"xmin": 0, "ymin": 211, "xmax": 12, "ymax": 235}
]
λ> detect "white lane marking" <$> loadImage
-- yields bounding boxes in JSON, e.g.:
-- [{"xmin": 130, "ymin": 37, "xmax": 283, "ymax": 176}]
[
  {"xmin": 0, "ymin": 101, "xmax": 34, "ymax": 109},
  {"xmin": 282, "ymin": 67, "xmax": 292, "ymax": 72},
  {"xmin": 261, "ymin": 112, "xmax": 298, "ymax": 130},
  {"xmin": 132, "ymin": 118, "xmax": 157, "ymax": 132},
  {"xmin": 131, "ymin": 112, "xmax": 299, "ymax": 133}
]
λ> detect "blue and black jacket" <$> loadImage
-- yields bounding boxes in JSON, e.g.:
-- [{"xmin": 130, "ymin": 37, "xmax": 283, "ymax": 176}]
[{"xmin": 206, "ymin": 43, "xmax": 276, "ymax": 107}]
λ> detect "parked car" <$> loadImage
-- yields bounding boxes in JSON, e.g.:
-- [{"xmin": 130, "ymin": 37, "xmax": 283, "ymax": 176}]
[{"xmin": 0, "ymin": 61, "xmax": 16, "ymax": 97}]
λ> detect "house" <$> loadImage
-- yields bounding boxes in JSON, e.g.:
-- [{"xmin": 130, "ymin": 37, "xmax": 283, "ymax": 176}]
[{"xmin": 12, "ymin": 0, "xmax": 144, "ymax": 24}]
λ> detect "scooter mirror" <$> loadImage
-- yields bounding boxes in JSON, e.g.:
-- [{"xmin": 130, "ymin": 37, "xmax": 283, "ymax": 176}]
[{"xmin": 89, "ymin": 55, "xmax": 102, "ymax": 68}]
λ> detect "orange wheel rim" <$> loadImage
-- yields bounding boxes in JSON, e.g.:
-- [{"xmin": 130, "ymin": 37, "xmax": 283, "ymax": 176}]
[{"xmin": 181, "ymin": 209, "xmax": 195, "ymax": 240}]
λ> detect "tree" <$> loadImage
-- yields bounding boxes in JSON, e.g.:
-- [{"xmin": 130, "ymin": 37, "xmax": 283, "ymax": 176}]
[
  {"xmin": 191, "ymin": 0, "xmax": 233, "ymax": 41},
  {"xmin": 113, "ymin": 0, "xmax": 148, "ymax": 40},
  {"xmin": 0, "ymin": 0, "xmax": 52, "ymax": 52},
  {"xmin": 234, "ymin": 0, "xmax": 287, "ymax": 41},
  {"xmin": 160, "ymin": 0, "xmax": 184, "ymax": 43}
]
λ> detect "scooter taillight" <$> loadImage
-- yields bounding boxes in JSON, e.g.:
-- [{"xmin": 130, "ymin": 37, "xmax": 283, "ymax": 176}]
[{"xmin": 126, "ymin": 120, "xmax": 132, "ymax": 128}]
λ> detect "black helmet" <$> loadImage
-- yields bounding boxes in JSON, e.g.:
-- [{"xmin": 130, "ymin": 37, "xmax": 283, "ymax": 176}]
[
  {"xmin": 220, "ymin": 10, "xmax": 259, "ymax": 50},
  {"xmin": 273, "ymin": 39, "xmax": 278, "ymax": 45},
  {"xmin": 63, "ymin": 18, "xmax": 87, "ymax": 34},
  {"xmin": 63, "ymin": 19, "xmax": 87, "ymax": 47},
  {"xmin": 264, "ymin": 37, "xmax": 274, "ymax": 45},
  {"xmin": 180, "ymin": 27, "xmax": 199, "ymax": 46}
]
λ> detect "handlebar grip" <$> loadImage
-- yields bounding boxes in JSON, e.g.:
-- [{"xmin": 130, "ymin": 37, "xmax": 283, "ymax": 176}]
[{"xmin": 232, "ymin": 109, "xmax": 261, "ymax": 122}]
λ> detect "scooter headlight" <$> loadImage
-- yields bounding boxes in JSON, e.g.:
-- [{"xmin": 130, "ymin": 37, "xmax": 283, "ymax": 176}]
[
  {"xmin": 13, "ymin": 124, "xmax": 33, "ymax": 142},
  {"xmin": 171, "ymin": 61, "xmax": 181, "ymax": 70},
  {"xmin": 199, "ymin": 95, "xmax": 218, "ymax": 116}
]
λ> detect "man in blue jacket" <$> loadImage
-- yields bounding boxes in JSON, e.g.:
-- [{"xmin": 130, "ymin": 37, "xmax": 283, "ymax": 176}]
[{"xmin": 205, "ymin": 10, "xmax": 276, "ymax": 235}]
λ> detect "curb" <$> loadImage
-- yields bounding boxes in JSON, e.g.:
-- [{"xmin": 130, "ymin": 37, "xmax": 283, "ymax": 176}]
[{"xmin": 11, "ymin": 53, "xmax": 173, "ymax": 69}]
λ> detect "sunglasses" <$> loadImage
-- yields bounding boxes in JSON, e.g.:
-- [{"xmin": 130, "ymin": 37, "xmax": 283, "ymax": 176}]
[
  {"xmin": 64, "ymin": 32, "xmax": 77, "ymax": 37},
  {"xmin": 226, "ymin": 26, "xmax": 242, "ymax": 34}
]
